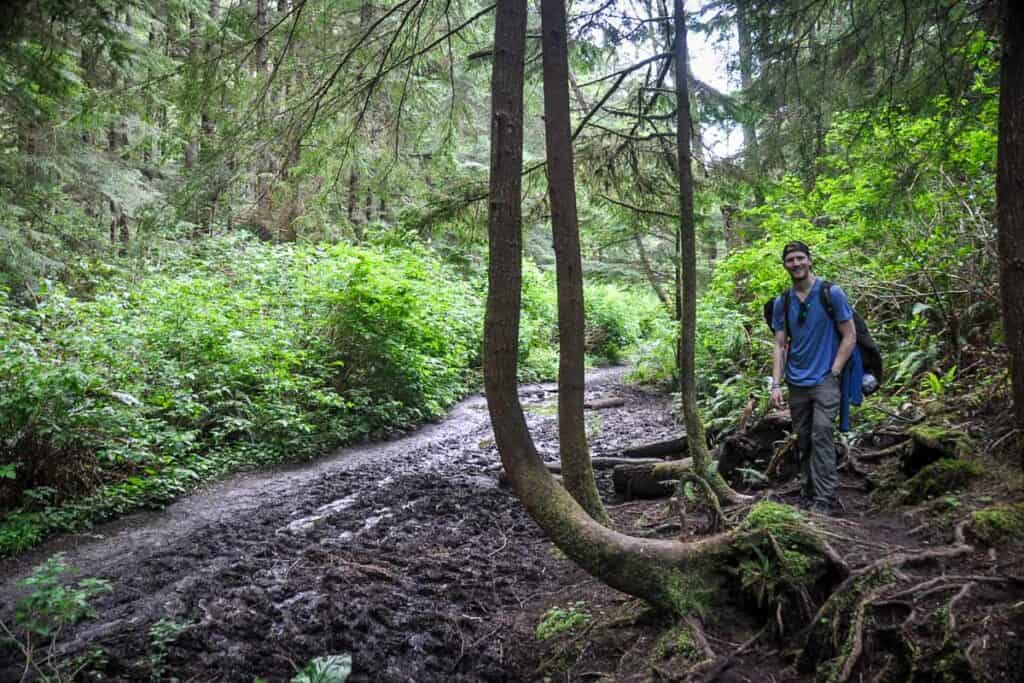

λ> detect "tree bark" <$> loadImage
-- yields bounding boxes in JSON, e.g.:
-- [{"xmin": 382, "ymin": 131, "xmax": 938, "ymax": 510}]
[
  {"xmin": 541, "ymin": 0, "xmax": 608, "ymax": 524},
  {"xmin": 997, "ymin": 0, "xmax": 1024, "ymax": 447},
  {"xmin": 184, "ymin": 12, "xmax": 199, "ymax": 170},
  {"xmin": 735, "ymin": 0, "xmax": 762, "ymax": 206},
  {"xmin": 673, "ymin": 0, "xmax": 747, "ymax": 505},
  {"xmin": 255, "ymin": 0, "xmax": 273, "ymax": 231}
]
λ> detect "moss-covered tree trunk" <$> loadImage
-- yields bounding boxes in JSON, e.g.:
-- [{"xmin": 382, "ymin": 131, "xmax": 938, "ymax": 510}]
[
  {"xmin": 672, "ymin": 0, "xmax": 748, "ymax": 505},
  {"xmin": 997, "ymin": 0, "xmax": 1024, "ymax": 449},
  {"xmin": 540, "ymin": 0, "xmax": 608, "ymax": 524}
]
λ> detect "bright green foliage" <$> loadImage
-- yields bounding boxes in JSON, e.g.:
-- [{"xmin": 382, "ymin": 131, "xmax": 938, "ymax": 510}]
[
  {"xmin": 903, "ymin": 459, "xmax": 982, "ymax": 504},
  {"xmin": 0, "ymin": 235, "xmax": 660, "ymax": 555},
  {"xmin": 971, "ymin": 503, "xmax": 1024, "ymax": 545},
  {"xmin": 535, "ymin": 602, "xmax": 592, "ymax": 641},
  {"xmin": 12, "ymin": 553, "xmax": 112, "ymax": 637},
  {"xmin": 631, "ymin": 53, "xmax": 999, "ymax": 430}
]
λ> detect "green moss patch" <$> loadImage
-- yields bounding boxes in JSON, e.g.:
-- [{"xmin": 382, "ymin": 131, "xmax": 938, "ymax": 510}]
[
  {"xmin": 971, "ymin": 503, "xmax": 1024, "ymax": 546},
  {"xmin": 734, "ymin": 502, "xmax": 831, "ymax": 623},
  {"xmin": 902, "ymin": 425, "xmax": 973, "ymax": 475},
  {"xmin": 902, "ymin": 459, "xmax": 981, "ymax": 504}
]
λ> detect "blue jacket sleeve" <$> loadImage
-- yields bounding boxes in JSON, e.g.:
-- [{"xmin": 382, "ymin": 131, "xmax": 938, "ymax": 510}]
[{"xmin": 839, "ymin": 346, "xmax": 864, "ymax": 432}]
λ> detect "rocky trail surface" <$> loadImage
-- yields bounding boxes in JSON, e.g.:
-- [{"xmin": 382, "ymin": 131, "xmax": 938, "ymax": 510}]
[{"xmin": 2, "ymin": 367, "xmax": 1022, "ymax": 681}]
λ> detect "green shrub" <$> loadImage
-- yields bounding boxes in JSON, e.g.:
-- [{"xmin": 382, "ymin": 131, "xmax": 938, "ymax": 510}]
[{"xmin": 0, "ymin": 235, "xmax": 663, "ymax": 555}]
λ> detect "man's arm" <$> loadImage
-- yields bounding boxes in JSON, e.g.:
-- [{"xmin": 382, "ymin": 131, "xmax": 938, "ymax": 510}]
[
  {"xmin": 771, "ymin": 328, "xmax": 787, "ymax": 407},
  {"xmin": 832, "ymin": 319, "xmax": 856, "ymax": 376}
]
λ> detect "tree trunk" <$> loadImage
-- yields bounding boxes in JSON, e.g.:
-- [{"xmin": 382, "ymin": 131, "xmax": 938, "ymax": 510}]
[
  {"xmin": 184, "ymin": 12, "xmax": 199, "ymax": 170},
  {"xmin": 998, "ymin": 0, "xmax": 1024, "ymax": 451},
  {"xmin": 348, "ymin": 168, "xmax": 364, "ymax": 241},
  {"xmin": 673, "ymin": 0, "xmax": 747, "ymax": 505},
  {"xmin": 255, "ymin": 0, "xmax": 273, "ymax": 229},
  {"xmin": 634, "ymin": 232, "xmax": 671, "ymax": 309},
  {"xmin": 541, "ymin": 0, "xmax": 608, "ymax": 524},
  {"xmin": 736, "ymin": 0, "xmax": 762, "ymax": 205}
]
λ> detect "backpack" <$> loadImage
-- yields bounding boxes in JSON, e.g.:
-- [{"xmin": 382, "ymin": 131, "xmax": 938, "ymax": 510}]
[{"xmin": 763, "ymin": 281, "xmax": 883, "ymax": 385}]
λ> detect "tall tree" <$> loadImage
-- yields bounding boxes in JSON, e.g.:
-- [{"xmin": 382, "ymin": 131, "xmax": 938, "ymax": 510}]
[
  {"xmin": 673, "ymin": 0, "xmax": 748, "ymax": 505},
  {"xmin": 540, "ymin": 0, "xmax": 608, "ymax": 524},
  {"xmin": 997, "ymin": 0, "xmax": 1024, "ymax": 454},
  {"xmin": 482, "ymin": 0, "xmax": 839, "ymax": 617}
]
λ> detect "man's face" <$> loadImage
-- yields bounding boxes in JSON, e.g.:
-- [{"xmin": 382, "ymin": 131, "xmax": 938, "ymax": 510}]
[{"xmin": 783, "ymin": 251, "xmax": 812, "ymax": 281}]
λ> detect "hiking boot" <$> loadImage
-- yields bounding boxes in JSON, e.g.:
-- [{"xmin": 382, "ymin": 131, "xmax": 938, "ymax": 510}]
[{"xmin": 809, "ymin": 502, "xmax": 835, "ymax": 517}]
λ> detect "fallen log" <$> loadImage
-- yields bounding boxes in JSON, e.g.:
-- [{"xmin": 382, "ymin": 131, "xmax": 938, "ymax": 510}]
[
  {"xmin": 583, "ymin": 396, "xmax": 626, "ymax": 410},
  {"xmin": 545, "ymin": 457, "xmax": 664, "ymax": 474},
  {"xmin": 612, "ymin": 458, "xmax": 693, "ymax": 499},
  {"xmin": 621, "ymin": 436, "xmax": 688, "ymax": 459}
]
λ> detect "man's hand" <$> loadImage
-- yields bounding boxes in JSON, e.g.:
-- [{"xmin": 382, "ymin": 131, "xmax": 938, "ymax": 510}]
[{"xmin": 771, "ymin": 386, "xmax": 784, "ymax": 407}]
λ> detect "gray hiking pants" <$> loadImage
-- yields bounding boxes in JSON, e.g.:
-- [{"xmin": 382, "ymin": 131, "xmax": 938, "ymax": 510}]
[{"xmin": 788, "ymin": 375, "xmax": 840, "ymax": 506}]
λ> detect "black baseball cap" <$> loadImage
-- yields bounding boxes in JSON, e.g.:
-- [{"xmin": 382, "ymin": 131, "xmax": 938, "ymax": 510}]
[{"xmin": 781, "ymin": 241, "xmax": 811, "ymax": 262}]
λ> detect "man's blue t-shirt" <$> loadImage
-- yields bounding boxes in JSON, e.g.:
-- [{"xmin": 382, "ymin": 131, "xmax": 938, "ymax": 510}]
[{"xmin": 772, "ymin": 279, "xmax": 853, "ymax": 387}]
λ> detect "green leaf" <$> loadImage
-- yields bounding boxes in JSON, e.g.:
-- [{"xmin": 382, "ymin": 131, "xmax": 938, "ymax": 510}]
[{"xmin": 291, "ymin": 654, "xmax": 352, "ymax": 683}]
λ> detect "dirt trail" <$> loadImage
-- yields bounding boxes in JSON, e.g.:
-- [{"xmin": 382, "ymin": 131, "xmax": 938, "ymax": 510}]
[
  {"xmin": 3, "ymin": 367, "xmax": 1021, "ymax": 682},
  {"xmin": 0, "ymin": 366, "xmax": 667, "ymax": 681}
]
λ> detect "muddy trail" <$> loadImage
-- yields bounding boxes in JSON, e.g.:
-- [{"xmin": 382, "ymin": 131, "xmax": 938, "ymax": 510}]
[
  {"xmin": 2, "ymin": 367, "xmax": 1023, "ymax": 681},
  {"xmin": 0, "ymin": 367, "xmax": 674, "ymax": 681}
]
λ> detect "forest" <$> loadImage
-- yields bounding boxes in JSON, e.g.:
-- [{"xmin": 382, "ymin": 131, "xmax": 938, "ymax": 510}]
[{"xmin": 0, "ymin": 0, "xmax": 1022, "ymax": 680}]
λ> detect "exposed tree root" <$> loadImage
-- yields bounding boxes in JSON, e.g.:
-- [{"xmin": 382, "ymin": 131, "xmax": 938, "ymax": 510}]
[
  {"xmin": 690, "ymin": 625, "xmax": 766, "ymax": 682},
  {"xmin": 796, "ymin": 517, "xmax": 1024, "ymax": 681}
]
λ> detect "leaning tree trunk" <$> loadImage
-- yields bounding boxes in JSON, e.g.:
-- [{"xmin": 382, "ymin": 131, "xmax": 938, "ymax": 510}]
[
  {"xmin": 672, "ymin": 0, "xmax": 748, "ymax": 505},
  {"xmin": 540, "ymin": 0, "xmax": 608, "ymax": 524},
  {"xmin": 998, "ymin": 0, "xmax": 1024, "ymax": 454}
]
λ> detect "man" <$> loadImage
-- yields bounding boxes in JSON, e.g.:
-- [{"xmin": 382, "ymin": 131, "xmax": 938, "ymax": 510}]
[{"xmin": 770, "ymin": 241, "xmax": 856, "ymax": 515}]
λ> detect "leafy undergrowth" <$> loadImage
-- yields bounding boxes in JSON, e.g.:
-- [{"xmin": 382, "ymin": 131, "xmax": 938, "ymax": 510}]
[{"xmin": 0, "ymin": 234, "xmax": 667, "ymax": 556}]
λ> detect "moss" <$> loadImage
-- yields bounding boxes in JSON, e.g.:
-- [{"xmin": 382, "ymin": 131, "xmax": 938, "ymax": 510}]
[
  {"xmin": 902, "ymin": 458, "xmax": 981, "ymax": 504},
  {"xmin": 736, "ymin": 502, "xmax": 827, "ymax": 611},
  {"xmin": 652, "ymin": 623, "xmax": 699, "ymax": 661},
  {"xmin": 971, "ymin": 503, "xmax": 1024, "ymax": 545},
  {"xmin": 906, "ymin": 425, "xmax": 971, "ymax": 456},
  {"xmin": 660, "ymin": 568, "xmax": 717, "ymax": 618}
]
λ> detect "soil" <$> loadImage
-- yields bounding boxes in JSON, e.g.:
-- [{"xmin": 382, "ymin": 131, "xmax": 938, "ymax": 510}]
[{"xmin": 1, "ymin": 367, "xmax": 1022, "ymax": 682}]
